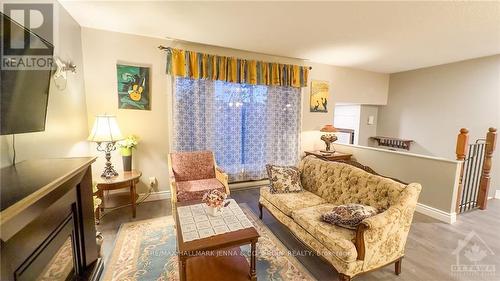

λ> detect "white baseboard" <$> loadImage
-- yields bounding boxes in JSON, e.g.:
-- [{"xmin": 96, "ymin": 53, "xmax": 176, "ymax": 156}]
[
  {"xmin": 122, "ymin": 183, "xmax": 264, "ymax": 204},
  {"xmin": 107, "ymin": 190, "xmax": 171, "ymax": 202},
  {"xmin": 139, "ymin": 190, "xmax": 171, "ymax": 202},
  {"xmin": 136, "ymin": 183, "xmax": 264, "ymax": 203},
  {"xmin": 416, "ymin": 203, "xmax": 456, "ymax": 224},
  {"xmin": 229, "ymin": 180, "xmax": 269, "ymax": 191},
  {"xmin": 495, "ymin": 190, "xmax": 500, "ymax": 199}
]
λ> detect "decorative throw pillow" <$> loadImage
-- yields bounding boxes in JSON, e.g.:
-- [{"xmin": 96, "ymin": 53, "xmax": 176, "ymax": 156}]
[
  {"xmin": 266, "ymin": 164, "xmax": 303, "ymax": 194},
  {"xmin": 321, "ymin": 204, "xmax": 378, "ymax": 229}
]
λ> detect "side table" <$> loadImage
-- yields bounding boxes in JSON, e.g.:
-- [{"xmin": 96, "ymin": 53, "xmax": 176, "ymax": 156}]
[
  {"xmin": 304, "ymin": 150, "xmax": 352, "ymax": 161},
  {"xmin": 96, "ymin": 170, "xmax": 142, "ymax": 220}
]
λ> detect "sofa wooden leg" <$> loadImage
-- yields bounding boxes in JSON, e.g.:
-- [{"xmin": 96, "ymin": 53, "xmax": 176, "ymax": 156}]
[
  {"xmin": 258, "ymin": 202, "xmax": 263, "ymax": 219},
  {"xmin": 338, "ymin": 273, "xmax": 351, "ymax": 281},
  {"xmin": 395, "ymin": 258, "xmax": 402, "ymax": 275}
]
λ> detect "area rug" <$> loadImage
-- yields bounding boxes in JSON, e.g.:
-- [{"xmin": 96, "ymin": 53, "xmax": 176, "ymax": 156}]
[{"xmin": 102, "ymin": 204, "xmax": 315, "ymax": 281}]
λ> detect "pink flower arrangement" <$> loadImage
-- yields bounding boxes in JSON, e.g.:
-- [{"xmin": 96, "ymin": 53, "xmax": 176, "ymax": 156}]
[{"xmin": 202, "ymin": 189, "xmax": 227, "ymax": 208}]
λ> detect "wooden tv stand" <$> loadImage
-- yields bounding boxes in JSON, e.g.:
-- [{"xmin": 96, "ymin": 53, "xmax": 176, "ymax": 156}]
[{"xmin": 0, "ymin": 157, "xmax": 103, "ymax": 281}]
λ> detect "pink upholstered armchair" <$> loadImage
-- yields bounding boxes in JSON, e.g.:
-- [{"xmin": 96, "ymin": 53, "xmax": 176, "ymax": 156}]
[{"xmin": 168, "ymin": 151, "xmax": 230, "ymax": 203}]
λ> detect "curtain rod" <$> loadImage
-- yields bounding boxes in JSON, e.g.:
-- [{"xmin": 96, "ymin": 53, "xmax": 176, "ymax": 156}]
[{"xmin": 157, "ymin": 45, "xmax": 313, "ymax": 70}]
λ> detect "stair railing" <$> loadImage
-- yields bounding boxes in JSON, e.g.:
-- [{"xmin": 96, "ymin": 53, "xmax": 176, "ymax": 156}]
[{"xmin": 455, "ymin": 127, "xmax": 497, "ymax": 213}]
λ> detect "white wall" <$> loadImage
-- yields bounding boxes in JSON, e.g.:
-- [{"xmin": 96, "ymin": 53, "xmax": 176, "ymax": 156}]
[
  {"xmin": 81, "ymin": 29, "xmax": 170, "ymax": 193},
  {"xmin": 332, "ymin": 104, "xmax": 378, "ymax": 146},
  {"xmin": 0, "ymin": 3, "xmax": 90, "ymax": 168},
  {"xmin": 333, "ymin": 104, "xmax": 360, "ymax": 144},
  {"xmin": 330, "ymin": 67, "xmax": 389, "ymax": 105},
  {"xmin": 377, "ymin": 55, "xmax": 500, "ymax": 196},
  {"xmin": 358, "ymin": 105, "xmax": 378, "ymax": 146},
  {"xmin": 335, "ymin": 143, "xmax": 461, "ymax": 223},
  {"xmin": 80, "ymin": 28, "xmax": 390, "ymax": 192},
  {"xmin": 301, "ymin": 64, "xmax": 388, "ymax": 152}
]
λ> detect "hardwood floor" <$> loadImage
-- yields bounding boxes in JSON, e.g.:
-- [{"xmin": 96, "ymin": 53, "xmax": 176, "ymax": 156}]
[{"xmin": 97, "ymin": 188, "xmax": 500, "ymax": 281}]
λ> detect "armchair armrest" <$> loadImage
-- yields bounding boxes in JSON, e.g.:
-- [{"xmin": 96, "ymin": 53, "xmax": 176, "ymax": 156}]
[
  {"xmin": 169, "ymin": 181, "xmax": 178, "ymax": 203},
  {"xmin": 167, "ymin": 155, "xmax": 178, "ymax": 203},
  {"xmin": 215, "ymin": 166, "xmax": 225, "ymax": 174},
  {"xmin": 355, "ymin": 183, "xmax": 422, "ymax": 268},
  {"xmin": 215, "ymin": 166, "xmax": 230, "ymax": 195}
]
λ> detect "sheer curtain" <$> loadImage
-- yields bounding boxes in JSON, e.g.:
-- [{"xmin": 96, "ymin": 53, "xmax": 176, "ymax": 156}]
[{"xmin": 173, "ymin": 77, "xmax": 301, "ymax": 182}]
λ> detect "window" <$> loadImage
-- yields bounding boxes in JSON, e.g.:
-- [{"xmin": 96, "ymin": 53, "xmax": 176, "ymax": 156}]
[{"xmin": 173, "ymin": 77, "xmax": 301, "ymax": 182}]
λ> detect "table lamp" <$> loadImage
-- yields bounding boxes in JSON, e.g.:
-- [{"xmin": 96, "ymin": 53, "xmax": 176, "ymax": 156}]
[
  {"xmin": 320, "ymin": 124, "xmax": 338, "ymax": 153},
  {"xmin": 88, "ymin": 115, "xmax": 124, "ymax": 178}
]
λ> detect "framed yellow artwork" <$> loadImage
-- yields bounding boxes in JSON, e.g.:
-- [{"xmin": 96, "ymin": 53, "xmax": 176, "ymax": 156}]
[{"xmin": 310, "ymin": 80, "xmax": 329, "ymax": 112}]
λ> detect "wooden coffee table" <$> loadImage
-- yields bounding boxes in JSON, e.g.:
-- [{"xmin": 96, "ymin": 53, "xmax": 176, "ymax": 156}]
[{"xmin": 174, "ymin": 200, "xmax": 260, "ymax": 281}]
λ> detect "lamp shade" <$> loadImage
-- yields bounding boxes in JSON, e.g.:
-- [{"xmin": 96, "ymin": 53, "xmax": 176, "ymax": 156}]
[
  {"xmin": 87, "ymin": 115, "xmax": 124, "ymax": 142},
  {"xmin": 320, "ymin": 124, "xmax": 337, "ymax": 133}
]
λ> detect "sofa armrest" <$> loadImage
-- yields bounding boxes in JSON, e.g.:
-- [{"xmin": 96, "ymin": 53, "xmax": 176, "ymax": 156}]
[
  {"xmin": 355, "ymin": 183, "xmax": 421, "ymax": 268},
  {"xmin": 215, "ymin": 166, "xmax": 230, "ymax": 195}
]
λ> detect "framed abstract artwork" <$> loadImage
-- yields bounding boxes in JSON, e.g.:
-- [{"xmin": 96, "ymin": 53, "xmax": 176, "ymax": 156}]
[
  {"xmin": 116, "ymin": 64, "xmax": 151, "ymax": 110},
  {"xmin": 310, "ymin": 80, "xmax": 329, "ymax": 113}
]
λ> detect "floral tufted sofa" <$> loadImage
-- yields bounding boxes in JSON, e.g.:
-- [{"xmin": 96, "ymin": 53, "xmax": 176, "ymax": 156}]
[{"xmin": 259, "ymin": 156, "xmax": 421, "ymax": 281}]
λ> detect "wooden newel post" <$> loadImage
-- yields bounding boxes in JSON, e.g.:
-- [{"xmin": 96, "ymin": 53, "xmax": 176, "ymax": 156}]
[
  {"xmin": 477, "ymin": 127, "xmax": 497, "ymax": 210},
  {"xmin": 456, "ymin": 128, "xmax": 469, "ymax": 160},
  {"xmin": 455, "ymin": 128, "xmax": 469, "ymax": 212}
]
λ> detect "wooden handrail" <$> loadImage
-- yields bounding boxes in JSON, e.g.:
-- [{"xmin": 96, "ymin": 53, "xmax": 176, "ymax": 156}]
[
  {"xmin": 477, "ymin": 127, "xmax": 497, "ymax": 210},
  {"xmin": 455, "ymin": 128, "xmax": 469, "ymax": 213}
]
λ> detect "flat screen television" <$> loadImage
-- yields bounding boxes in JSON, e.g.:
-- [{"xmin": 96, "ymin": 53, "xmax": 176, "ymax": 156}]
[{"xmin": 0, "ymin": 12, "xmax": 54, "ymax": 135}]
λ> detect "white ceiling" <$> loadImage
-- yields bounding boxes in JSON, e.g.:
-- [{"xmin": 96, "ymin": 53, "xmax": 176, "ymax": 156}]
[{"xmin": 59, "ymin": 1, "xmax": 500, "ymax": 73}]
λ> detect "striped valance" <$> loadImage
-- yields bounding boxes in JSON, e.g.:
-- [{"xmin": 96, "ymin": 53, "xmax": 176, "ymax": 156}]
[{"xmin": 165, "ymin": 47, "xmax": 309, "ymax": 88}]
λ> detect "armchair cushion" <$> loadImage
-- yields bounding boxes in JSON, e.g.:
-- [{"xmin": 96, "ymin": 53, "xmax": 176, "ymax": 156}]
[
  {"xmin": 170, "ymin": 151, "xmax": 216, "ymax": 182},
  {"xmin": 176, "ymin": 178, "xmax": 225, "ymax": 202}
]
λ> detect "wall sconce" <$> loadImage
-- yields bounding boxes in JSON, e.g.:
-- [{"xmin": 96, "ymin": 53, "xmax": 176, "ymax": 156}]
[
  {"xmin": 53, "ymin": 57, "xmax": 77, "ymax": 90},
  {"xmin": 53, "ymin": 57, "xmax": 76, "ymax": 79}
]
